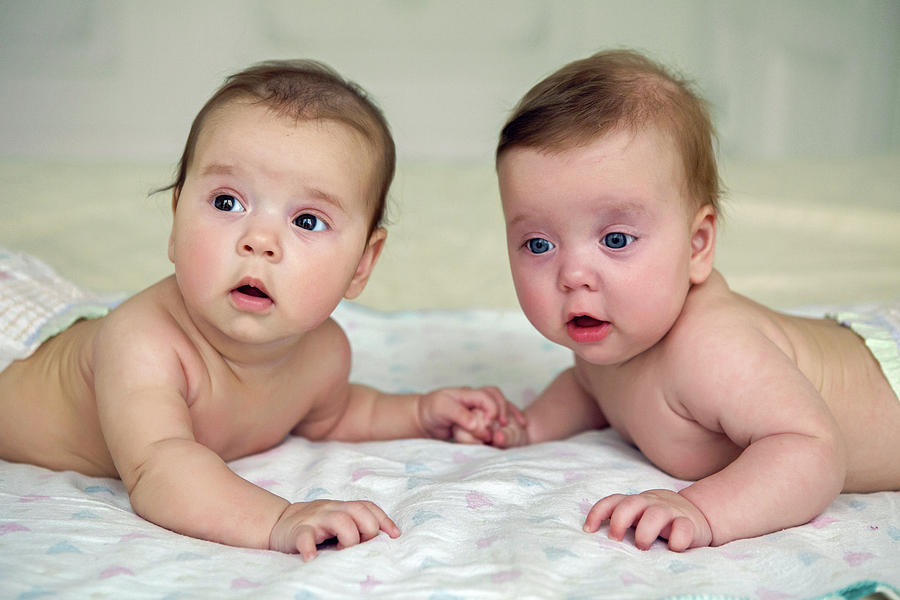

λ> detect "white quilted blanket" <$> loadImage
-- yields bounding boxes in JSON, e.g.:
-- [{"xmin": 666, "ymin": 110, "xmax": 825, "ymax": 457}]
[{"xmin": 1, "ymin": 302, "xmax": 898, "ymax": 599}]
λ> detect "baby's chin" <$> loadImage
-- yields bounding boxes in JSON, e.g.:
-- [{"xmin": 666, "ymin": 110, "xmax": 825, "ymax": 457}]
[{"xmin": 567, "ymin": 339, "xmax": 648, "ymax": 368}]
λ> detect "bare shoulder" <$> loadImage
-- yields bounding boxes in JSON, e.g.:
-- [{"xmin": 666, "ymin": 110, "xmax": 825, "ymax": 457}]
[
  {"xmin": 93, "ymin": 277, "xmax": 196, "ymax": 393},
  {"xmin": 663, "ymin": 271, "xmax": 760, "ymax": 358},
  {"xmin": 293, "ymin": 316, "xmax": 352, "ymax": 380},
  {"xmin": 659, "ymin": 272, "xmax": 796, "ymax": 422},
  {"xmin": 288, "ymin": 316, "xmax": 355, "ymax": 437},
  {"xmin": 287, "ymin": 316, "xmax": 353, "ymax": 408},
  {"xmin": 97, "ymin": 280, "xmax": 184, "ymax": 349}
]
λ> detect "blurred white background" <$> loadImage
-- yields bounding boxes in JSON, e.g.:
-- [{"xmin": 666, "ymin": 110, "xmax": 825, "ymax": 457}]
[
  {"xmin": 1, "ymin": 0, "xmax": 899, "ymax": 310},
  {"xmin": 2, "ymin": 0, "xmax": 898, "ymax": 164}
]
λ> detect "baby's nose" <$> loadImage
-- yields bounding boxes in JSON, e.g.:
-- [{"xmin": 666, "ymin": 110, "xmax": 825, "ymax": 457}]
[
  {"xmin": 558, "ymin": 253, "xmax": 600, "ymax": 291},
  {"xmin": 237, "ymin": 224, "xmax": 282, "ymax": 261}
]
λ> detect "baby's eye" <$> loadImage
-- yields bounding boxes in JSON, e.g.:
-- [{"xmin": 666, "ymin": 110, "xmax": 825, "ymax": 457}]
[
  {"xmin": 526, "ymin": 238, "xmax": 555, "ymax": 255},
  {"xmin": 602, "ymin": 232, "xmax": 636, "ymax": 249},
  {"xmin": 294, "ymin": 214, "xmax": 328, "ymax": 232},
  {"xmin": 213, "ymin": 194, "xmax": 244, "ymax": 213}
]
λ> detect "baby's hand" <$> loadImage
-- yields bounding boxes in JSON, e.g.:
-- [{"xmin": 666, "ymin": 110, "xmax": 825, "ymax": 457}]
[
  {"xmin": 418, "ymin": 386, "xmax": 525, "ymax": 443},
  {"xmin": 269, "ymin": 499, "xmax": 401, "ymax": 560},
  {"xmin": 451, "ymin": 408, "xmax": 530, "ymax": 447},
  {"xmin": 486, "ymin": 416, "xmax": 530, "ymax": 448},
  {"xmin": 583, "ymin": 489, "xmax": 712, "ymax": 552},
  {"xmin": 451, "ymin": 409, "xmax": 490, "ymax": 444}
]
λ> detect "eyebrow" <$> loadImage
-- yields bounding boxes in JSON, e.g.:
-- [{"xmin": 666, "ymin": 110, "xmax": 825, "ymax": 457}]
[
  {"xmin": 304, "ymin": 186, "xmax": 348, "ymax": 214},
  {"xmin": 506, "ymin": 212, "xmax": 538, "ymax": 228},
  {"xmin": 507, "ymin": 197, "xmax": 651, "ymax": 228},
  {"xmin": 596, "ymin": 198, "xmax": 651, "ymax": 220},
  {"xmin": 199, "ymin": 163, "xmax": 238, "ymax": 178}
]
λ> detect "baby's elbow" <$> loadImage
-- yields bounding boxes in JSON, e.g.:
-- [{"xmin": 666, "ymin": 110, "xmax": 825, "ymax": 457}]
[
  {"xmin": 810, "ymin": 427, "xmax": 847, "ymax": 502},
  {"xmin": 828, "ymin": 435, "xmax": 848, "ymax": 494},
  {"xmin": 123, "ymin": 438, "xmax": 199, "ymax": 514}
]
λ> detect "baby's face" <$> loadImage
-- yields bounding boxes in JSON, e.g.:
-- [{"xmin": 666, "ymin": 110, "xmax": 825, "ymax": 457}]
[
  {"xmin": 497, "ymin": 126, "xmax": 703, "ymax": 366},
  {"xmin": 168, "ymin": 99, "xmax": 381, "ymax": 345}
]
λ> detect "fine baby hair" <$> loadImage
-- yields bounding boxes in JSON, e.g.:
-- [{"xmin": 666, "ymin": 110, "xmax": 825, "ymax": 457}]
[
  {"xmin": 162, "ymin": 59, "xmax": 396, "ymax": 235},
  {"xmin": 497, "ymin": 48, "xmax": 720, "ymax": 213}
]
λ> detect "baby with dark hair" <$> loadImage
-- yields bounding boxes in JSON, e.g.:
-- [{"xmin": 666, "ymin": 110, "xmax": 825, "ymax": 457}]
[{"xmin": 0, "ymin": 59, "xmax": 520, "ymax": 558}]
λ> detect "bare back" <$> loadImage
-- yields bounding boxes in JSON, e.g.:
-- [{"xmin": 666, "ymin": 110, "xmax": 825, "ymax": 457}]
[
  {"xmin": 577, "ymin": 270, "xmax": 900, "ymax": 493},
  {"xmin": 0, "ymin": 316, "xmax": 110, "ymax": 474},
  {"xmin": 771, "ymin": 302, "xmax": 900, "ymax": 491}
]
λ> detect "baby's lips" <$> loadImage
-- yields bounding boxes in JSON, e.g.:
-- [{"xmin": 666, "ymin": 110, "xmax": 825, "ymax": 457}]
[{"xmin": 571, "ymin": 315, "xmax": 605, "ymax": 327}]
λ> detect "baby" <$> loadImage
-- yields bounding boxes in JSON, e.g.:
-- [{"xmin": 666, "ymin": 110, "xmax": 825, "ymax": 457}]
[
  {"xmin": 0, "ymin": 60, "xmax": 520, "ymax": 559},
  {"xmin": 485, "ymin": 49, "xmax": 900, "ymax": 550}
]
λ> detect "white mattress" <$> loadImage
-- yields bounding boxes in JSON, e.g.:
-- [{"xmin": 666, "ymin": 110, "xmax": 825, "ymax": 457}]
[{"xmin": 1, "ymin": 302, "xmax": 898, "ymax": 598}]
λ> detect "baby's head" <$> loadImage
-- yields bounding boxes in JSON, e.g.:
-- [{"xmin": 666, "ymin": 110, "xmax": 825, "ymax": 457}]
[
  {"xmin": 495, "ymin": 50, "xmax": 721, "ymax": 364},
  {"xmin": 497, "ymin": 49, "xmax": 719, "ymax": 215},
  {"xmin": 167, "ymin": 59, "xmax": 395, "ymax": 236}
]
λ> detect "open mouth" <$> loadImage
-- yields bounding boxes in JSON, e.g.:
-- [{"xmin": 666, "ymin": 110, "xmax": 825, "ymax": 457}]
[
  {"xmin": 566, "ymin": 314, "xmax": 610, "ymax": 343},
  {"xmin": 230, "ymin": 280, "xmax": 274, "ymax": 312},
  {"xmin": 235, "ymin": 284, "xmax": 269, "ymax": 299},
  {"xmin": 571, "ymin": 315, "xmax": 604, "ymax": 328}
]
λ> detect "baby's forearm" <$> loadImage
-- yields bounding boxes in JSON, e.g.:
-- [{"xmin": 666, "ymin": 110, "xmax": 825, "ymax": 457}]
[
  {"xmin": 324, "ymin": 384, "xmax": 522, "ymax": 445},
  {"xmin": 125, "ymin": 438, "xmax": 289, "ymax": 549},
  {"xmin": 520, "ymin": 367, "xmax": 607, "ymax": 444},
  {"xmin": 323, "ymin": 384, "xmax": 424, "ymax": 441},
  {"xmin": 679, "ymin": 432, "xmax": 845, "ymax": 545}
]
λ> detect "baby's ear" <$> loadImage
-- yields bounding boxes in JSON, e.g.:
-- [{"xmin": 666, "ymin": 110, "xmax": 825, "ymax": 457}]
[
  {"xmin": 688, "ymin": 204, "xmax": 716, "ymax": 285},
  {"xmin": 345, "ymin": 228, "xmax": 387, "ymax": 299}
]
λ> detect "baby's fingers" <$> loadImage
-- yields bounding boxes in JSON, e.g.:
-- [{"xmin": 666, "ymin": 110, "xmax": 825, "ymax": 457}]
[
  {"xmin": 490, "ymin": 426, "xmax": 511, "ymax": 448},
  {"xmin": 583, "ymin": 494, "xmax": 626, "ymax": 533},
  {"xmin": 490, "ymin": 423, "xmax": 527, "ymax": 448},
  {"xmin": 458, "ymin": 386, "xmax": 503, "ymax": 421},
  {"xmin": 664, "ymin": 516, "xmax": 695, "ymax": 552},
  {"xmin": 329, "ymin": 512, "xmax": 363, "ymax": 551},
  {"xmin": 321, "ymin": 502, "xmax": 401, "ymax": 551},
  {"xmin": 606, "ymin": 496, "xmax": 652, "ymax": 542},
  {"xmin": 633, "ymin": 504, "xmax": 678, "ymax": 550},
  {"xmin": 328, "ymin": 501, "xmax": 400, "ymax": 550},
  {"xmin": 278, "ymin": 500, "xmax": 401, "ymax": 560},
  {"xmin": 452, "ymin": 425, "xmax": 483, "ymax": 444},
  {"xmin": 354, "ymin": 500, "xmax": 401, "ymax": 540},
  {"xmin": 449, "ymin": 403, "xmax": 492, "ymax": 442},
  {"xmin": 584, "ymin": 491, "xmax": 700, "ymax": 552},
  {"xmin": 482, "ymin": 386, "xmax": 517, "ymax": 425},
  {"xmin": 495, "ymin": 397, "xmax": 527, "ymax": 429},
  {"xmin": 293, "ymin": 525, "xmax": 319, "ymax": 561}
]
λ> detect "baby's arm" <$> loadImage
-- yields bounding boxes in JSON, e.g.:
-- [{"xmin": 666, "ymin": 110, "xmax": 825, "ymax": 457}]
[
  {"xmin": 584, "ymin": 326, "xmax": 846, "ymax": 550},
  {"xmin": 304, "ymin": 382, "xmax": 523, "ymax": 443},
  {"xmin": 94, "ymin": 318, "xmax": 398, "ymax": 558},
  {"xmin": 293, "ymin": 322, "xmax": 524, "ymax": 444}
]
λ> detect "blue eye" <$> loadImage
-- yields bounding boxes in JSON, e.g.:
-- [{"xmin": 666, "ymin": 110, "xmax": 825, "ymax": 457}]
[
  {"xmin": 294, "ymin": 214, "xmax": 328, "ymax": 232},
  {"xmin": 602, "ymin": 232, "xmax": 635, "ymax": 249},
  {"xmin": 526, "ymin": 238, "xmax": 555, "ymax": 254},
  {"xmin": 213, "ymin": 194, "xmax": 244, "ymax": 212}
]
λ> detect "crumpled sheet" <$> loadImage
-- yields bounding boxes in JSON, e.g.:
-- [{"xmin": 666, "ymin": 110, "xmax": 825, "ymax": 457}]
[{"xmin": 1, "ymin": 302, "xmax": 898, "ymax": 599}]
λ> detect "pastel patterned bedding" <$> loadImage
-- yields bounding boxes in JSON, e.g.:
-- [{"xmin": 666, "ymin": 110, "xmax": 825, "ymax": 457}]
[{"xmin": 1, "ymin": 302, "xmax": 898, "ymax": 599}]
